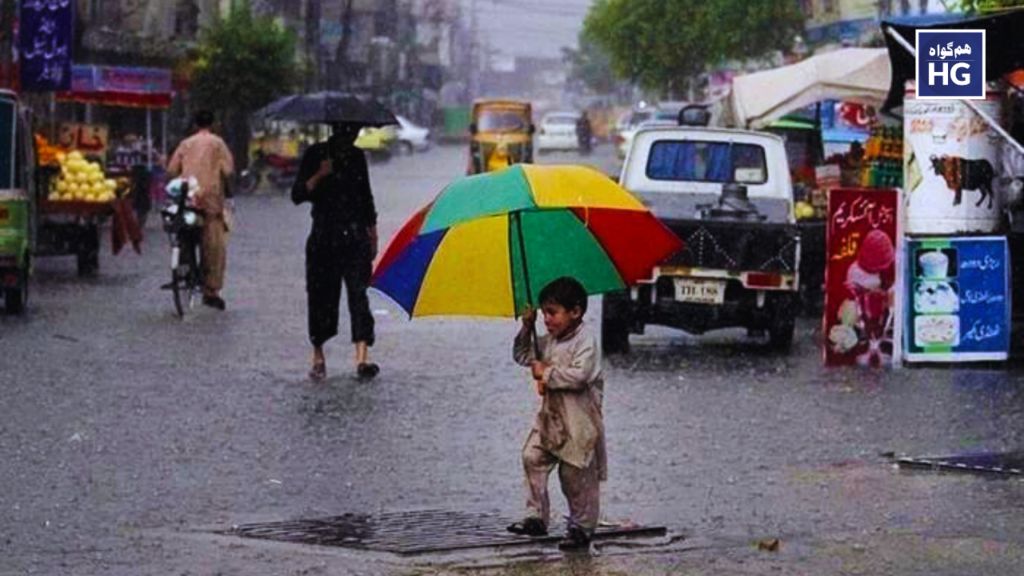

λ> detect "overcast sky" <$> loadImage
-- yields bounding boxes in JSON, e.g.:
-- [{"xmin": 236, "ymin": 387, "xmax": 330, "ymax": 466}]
[{"xmin": 459, "ymin": 0, "xmax": 595, "ymax": 59}]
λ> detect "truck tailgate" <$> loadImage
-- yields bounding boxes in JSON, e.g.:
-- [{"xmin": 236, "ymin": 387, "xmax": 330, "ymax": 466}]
[{"xmin": 661, "ymin": 220, "xmax": 799, "ymax": 274}]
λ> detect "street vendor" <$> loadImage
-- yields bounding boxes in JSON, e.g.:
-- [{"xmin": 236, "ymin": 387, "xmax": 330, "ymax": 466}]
[{"xmin": 167, "ymin": 110, "xmax": 235, "ymax": 310}]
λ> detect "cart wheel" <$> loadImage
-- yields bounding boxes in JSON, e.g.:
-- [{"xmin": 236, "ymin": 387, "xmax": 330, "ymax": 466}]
[
  {"xmin": 77, "ymin": 248, "xmax": 99, "ymax": 277},
  {"xmin": 77, "ymin": 225, "xmax": 100, "ymax": 277}
]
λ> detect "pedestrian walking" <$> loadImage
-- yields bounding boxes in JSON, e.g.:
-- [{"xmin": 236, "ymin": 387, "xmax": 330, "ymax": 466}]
[
  {"xmin": 167, "ymin": 110, "xmax": 235, "ymax": 310},
  {"xmin": 292, "ymin": 122, "xmax": 380, "ymax": 382},
  {"xmin": 508, "ymin": 277, "xmax": 606, "ymax": 551},
  {"xmin": 575, "ymin": 111, "xmax": 592, "ymax": 154}
]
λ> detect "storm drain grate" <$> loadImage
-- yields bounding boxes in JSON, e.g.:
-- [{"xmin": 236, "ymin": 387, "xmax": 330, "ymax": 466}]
[
  {"xmin": 898, "ymin": 450, "xmax": 1024, "ymax": 477},
  {"xmin": 222, "ymin": 509, "xmax": 667, "ymax": 555}
]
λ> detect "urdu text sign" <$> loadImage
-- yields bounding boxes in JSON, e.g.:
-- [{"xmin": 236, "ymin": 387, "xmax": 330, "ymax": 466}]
[{"xmin": 915, "ymin": 30, "xmax": 985, "ymax": 100}]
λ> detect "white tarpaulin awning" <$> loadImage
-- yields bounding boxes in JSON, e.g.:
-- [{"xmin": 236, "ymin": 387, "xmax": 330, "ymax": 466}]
[{"xmin": 730, "ymin": 48, "xmax": 892, "ymax": 129}]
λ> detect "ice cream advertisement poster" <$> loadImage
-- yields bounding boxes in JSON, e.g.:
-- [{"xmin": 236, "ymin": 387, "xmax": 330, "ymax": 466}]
[
  {"xmin": 905, "ymin": 236, "xmax": 1010, "ymax": 362},
  {"xmin": 824, "ymin": 188, "xmax": 899, "ymax": 367}
]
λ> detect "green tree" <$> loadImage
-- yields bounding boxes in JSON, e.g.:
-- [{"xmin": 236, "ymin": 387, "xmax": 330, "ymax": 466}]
[
  {"xmin": 562, "ymin": 37, "xmax": 618, "ymax": 94},
  {"xmin": 583, "ymin": 0, "xmax": 803, "ymax": 98},
  {"xmin": 951, "ymin": 0, "xmax": 1024, "ymax": 13},
  {"xmin": 190, "ymin": 0, "xmax": 298, "ymax": 169}
]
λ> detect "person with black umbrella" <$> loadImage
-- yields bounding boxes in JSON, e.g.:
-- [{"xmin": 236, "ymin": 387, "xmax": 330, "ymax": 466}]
[{"xmin": 292, "ymin": 122, "xmax": 380, "ymax": 382}]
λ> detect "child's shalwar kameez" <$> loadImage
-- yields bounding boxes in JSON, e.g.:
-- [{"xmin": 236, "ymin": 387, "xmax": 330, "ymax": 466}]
[{"xmin": 513, "ymin": 321, "xmax": 607, "ymax": 534}]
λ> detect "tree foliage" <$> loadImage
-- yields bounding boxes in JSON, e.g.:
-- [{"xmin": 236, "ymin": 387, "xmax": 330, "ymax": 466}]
[
  {"xmin": 583, "ymin": 0, "xmax": 803, "ymax": 96},
  {"xmin": 190, "ymin": 1, "xmax": 298, "ymax": 115},
  {"xmin": 189, "ymin": 1, "xmax": 297, "ymax": 169},
  {"xmin": 562, "ymin": 37, "xmax": 617, "ymax": 94},
  {"xmin": 950, "ymin": 0, "xmax": 1024, "ymax": 13}
]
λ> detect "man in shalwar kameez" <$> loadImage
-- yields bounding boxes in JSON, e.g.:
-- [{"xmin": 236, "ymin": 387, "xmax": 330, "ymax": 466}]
[
  {"xmin": 510, "ymin": 277, "xmax": 607, "ymax": 551},
  {"xmin": 167, "ymin": 110, "xmax": 234, "ymax": 310}
]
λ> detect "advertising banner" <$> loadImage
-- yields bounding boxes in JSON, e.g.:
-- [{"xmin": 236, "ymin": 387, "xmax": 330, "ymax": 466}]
[
  {"xmin": 18, "ymin": 0, "xmax": 74, "ymax": 91},
  {"xmin": 824, "ymin": 188, "xmax": 899, "ymax": 367},
  {"xmin": 905, "ymin": 236, "xmax": 1010, "ymax": 362}
]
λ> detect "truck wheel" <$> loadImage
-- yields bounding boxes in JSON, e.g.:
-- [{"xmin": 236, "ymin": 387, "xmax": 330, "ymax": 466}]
[
  {"xmin": 601, "ymin": 292, "xmax": 632, "ymax": 354},
  {"xmin": 768, "ymin": 293, "xmax": 796, "ymax": 350}
]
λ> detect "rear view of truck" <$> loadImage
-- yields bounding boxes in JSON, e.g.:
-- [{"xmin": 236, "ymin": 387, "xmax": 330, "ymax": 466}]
[{"xmin": 604, "ymin": 126, "xmax": 800, "ymax": 352}]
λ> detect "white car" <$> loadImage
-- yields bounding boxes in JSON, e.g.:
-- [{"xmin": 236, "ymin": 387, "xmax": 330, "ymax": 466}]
[
  {"xmin": 614, "ymin": 109, "xmax": 656, "ymax": 158},
  {"xmin": 395, "ymin": 115, "xmax": 431, "ymax": 153},
  {"xmin": 536, "ymin": 112, "xmax": 581, "ymax": 153}
]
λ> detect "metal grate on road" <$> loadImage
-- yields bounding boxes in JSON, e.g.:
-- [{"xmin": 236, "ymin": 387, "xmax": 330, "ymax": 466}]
[
  {"xmin": 222, "ymin": 509, "xmax": 667, "ymax": 555},
  {"xmin": 897, "ymin": 450, "xmax": 1024, "ymax": 477}
]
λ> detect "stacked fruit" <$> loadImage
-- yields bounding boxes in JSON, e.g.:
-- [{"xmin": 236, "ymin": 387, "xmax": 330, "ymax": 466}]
[
  {"xmin": 47, "ymin": 151, "xmax": 118, "ymax": 203},
  {"xmin": 35, "ymin": 134, "xmax": 67, "ymax": 167}
]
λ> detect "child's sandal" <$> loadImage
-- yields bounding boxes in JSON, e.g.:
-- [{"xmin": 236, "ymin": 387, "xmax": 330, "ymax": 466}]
[{"xmin": 506, "ymin": 518, "xmax": 548, "ymax": 536}]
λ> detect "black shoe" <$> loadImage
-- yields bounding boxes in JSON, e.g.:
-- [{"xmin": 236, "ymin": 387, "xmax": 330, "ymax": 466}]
[
  {"xmin": 160, "ymin": 281, "xmax": 175, "ymax": 290},
  {"xmin": 357, "ymin": 362, "xmax": 380, "ymax": 379},
  {"xmin": 202, "ymin": 295, "xmax": 226, "ymax": 310},
  {"xmin": 558, "ymin": 526, "xmax": 591, "ymax": 551},
  {"xmin": 506, "ymin": 517, "xmax": 548, "ymax": 537}
]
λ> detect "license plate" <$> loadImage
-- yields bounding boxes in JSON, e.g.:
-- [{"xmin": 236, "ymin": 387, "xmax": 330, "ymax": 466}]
[
  {"xmin": 675, "ymin": 277, "xmax": 726, "ymax": 304},
  {"xmin": 0, "ymin": 207, "xmax": 8, "ymax": 224}
]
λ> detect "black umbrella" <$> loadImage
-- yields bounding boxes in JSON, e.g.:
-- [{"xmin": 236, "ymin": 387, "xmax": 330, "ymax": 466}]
[
  {"xmin": 255, "ymin": 91, "xmax": 397, "ymax": 126},
  {"xmin": 882, "ymin": 10, "xmax": 1024, "ymax": 111}
]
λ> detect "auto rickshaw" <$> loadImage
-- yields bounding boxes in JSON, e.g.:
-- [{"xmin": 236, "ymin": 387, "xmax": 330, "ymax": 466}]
[
  {"xmin": 467, "ymin": 99, "xmax": 534, "ymax": 174},
  {"xmin": 0, "ymin": 90, "xmax": 37, "ymax": 314}
]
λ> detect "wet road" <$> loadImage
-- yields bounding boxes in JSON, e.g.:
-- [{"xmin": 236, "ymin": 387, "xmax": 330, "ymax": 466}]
[{"xmin": 2, "ymin": 144, "xmax": 1024, "ymax": 575}]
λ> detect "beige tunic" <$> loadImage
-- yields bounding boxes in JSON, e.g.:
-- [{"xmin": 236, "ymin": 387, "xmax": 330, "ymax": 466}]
[
  {"xmin": 168, "ymin": 130, "xmax": 234, "ymax": 216},
  {"xmin": 514, "ymin": 321, "xmax": 607, "ymax": 480}
]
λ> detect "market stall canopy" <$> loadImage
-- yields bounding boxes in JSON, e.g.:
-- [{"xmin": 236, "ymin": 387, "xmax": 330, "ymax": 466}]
[
  {"xmin": 730, "ymin": 48, "xmax": 891, "ymax": 129},
  {"xmin": 255, "ymin": 91, "xmax": 397, "ymax": 127},
  {"xmin": 882, "ymin": 10, "xmax": 1024, "ymax": 110},
  {"xmin": 56, "ymin": 65, "xmax": 172, "ymax": 109}
]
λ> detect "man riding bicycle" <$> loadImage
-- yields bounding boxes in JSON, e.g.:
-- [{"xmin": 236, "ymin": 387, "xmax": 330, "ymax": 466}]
[{"xmin": 167, "ymin": 110, "xmax": 235, "ymax": 310}]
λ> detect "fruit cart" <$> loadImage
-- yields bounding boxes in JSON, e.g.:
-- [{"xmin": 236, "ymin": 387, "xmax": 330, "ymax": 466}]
[
  {"xmin": 35, "ymin": 152, "xmax": 122, "ymax": 276},
  {"xmin": 36, "ymin": 196, "xmax": 113, "ymax": 276}
]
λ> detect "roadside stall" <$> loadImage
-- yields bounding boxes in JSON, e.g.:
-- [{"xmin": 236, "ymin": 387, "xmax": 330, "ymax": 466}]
[
  {"xmin": 35, "ymin": 65, "xmax": 169, "ymax": 274},
  {"xmin": 730, "ymin": 48, "xmax": 892, "ymax": 314},
  {"xmin": 882, "ymin": 11, "xmax": 1024, "ymax": 364}
]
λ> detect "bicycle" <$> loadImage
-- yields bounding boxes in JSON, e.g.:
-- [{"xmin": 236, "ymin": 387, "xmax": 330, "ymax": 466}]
[{"xmin": 160, "ymin": 179, "xmax": 205, "ymax": 318}]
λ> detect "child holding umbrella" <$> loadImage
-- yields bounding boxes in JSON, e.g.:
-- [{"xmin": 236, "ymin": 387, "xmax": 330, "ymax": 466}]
[{"xmin": 508, "ymin": 277, "xmax": 607, "ymax": 551}]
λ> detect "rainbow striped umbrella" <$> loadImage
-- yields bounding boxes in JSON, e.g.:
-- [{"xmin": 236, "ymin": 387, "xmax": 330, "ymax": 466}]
[{"xmin": 371, "ymin": 164, "xmax": 683, "ymax": 318}]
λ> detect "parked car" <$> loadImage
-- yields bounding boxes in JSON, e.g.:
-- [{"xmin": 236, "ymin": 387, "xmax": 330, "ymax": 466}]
[
  {"xmin": 604, "ymin": 125, "xmax": 800, "ymax": 353},
  {"xmin": 395, "ymin": 115, "xmax": 431, "ymax": 154},
  {"xmin": 536, "ymin": 111, "xmax": 581, "ymax": 153},
  {"xmin": 614, "ymin": 108, "xmax": 656, "ymax": 158}
]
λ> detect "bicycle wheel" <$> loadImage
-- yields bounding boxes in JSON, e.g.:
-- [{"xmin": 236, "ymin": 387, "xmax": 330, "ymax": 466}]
[
  {"xmin": 171, "ymin": 266, "xmax": 186, "ymax": 318},
  {"xmin": 170, "ymin": 237, "xmax": 198, "ymax": 318}
]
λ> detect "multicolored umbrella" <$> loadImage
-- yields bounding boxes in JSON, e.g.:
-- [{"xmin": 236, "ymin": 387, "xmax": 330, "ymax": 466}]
[{"xmin": 371, "ymin": 164, "xmax": 683, "ymax": 318}]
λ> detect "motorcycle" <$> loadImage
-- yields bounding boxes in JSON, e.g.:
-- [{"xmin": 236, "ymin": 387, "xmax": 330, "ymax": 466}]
[{"xmin": 238, "ymin": 151, "xmax": 300, "ymax": 195}]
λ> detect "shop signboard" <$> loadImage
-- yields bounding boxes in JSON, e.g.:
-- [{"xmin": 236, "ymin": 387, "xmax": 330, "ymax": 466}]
[
  {"xmin": 18, "ymin": 0, "xmax": 74, "ymax": 91},
  {"xmin": 903, "ymin": 87, "xmax": 1006, "ymax": 234},
  {"xmin": 57, "ymin": 122, "xmax": 109, "ymax": 156},
  {"xmin": 824, "ymin": 188, "xmax": 899, "ymax": 367},
  {"xmin": 905, "ymin": 236, "xmax": 1010, "ymax": 362}
]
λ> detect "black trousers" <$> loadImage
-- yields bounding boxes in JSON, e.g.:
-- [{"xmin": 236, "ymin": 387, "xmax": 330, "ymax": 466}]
[{"xmin": 306, "ymin": 228, "xmax": 374, "ymax": 348}]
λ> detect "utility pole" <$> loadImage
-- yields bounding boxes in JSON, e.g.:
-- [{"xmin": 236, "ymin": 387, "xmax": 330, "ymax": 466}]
[
  {"xmin": 305, "ymin": 0, "xmax": 322, "ymax": 91},
  {"xmin": 0, "ymin": 0, "xmax": 15, "ymax": 90},
  {"xmin": 468, "ymin": 0, "xmax": 478, "ymax": 100}
]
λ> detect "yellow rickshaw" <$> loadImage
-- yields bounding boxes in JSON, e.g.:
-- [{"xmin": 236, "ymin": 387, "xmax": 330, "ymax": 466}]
[{"xmin": 467, "ymin": 99, "xmax": 534, "ymax": 174}]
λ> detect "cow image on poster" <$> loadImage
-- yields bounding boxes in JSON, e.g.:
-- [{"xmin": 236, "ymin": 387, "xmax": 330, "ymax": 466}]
[{"xmin": 929, "ymin": 155, "xmax": 995, "ymax": 208}]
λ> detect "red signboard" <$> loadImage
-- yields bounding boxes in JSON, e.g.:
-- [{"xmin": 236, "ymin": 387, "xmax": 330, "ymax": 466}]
[{"xmin": 824, "ymin": 188, "xmax": 899, "ymax": 367}]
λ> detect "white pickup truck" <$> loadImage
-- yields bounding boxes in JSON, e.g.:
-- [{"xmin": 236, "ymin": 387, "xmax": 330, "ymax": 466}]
[{"xmin": 603, "ymin": 125, "xmax": 801, "ymax": 352}]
